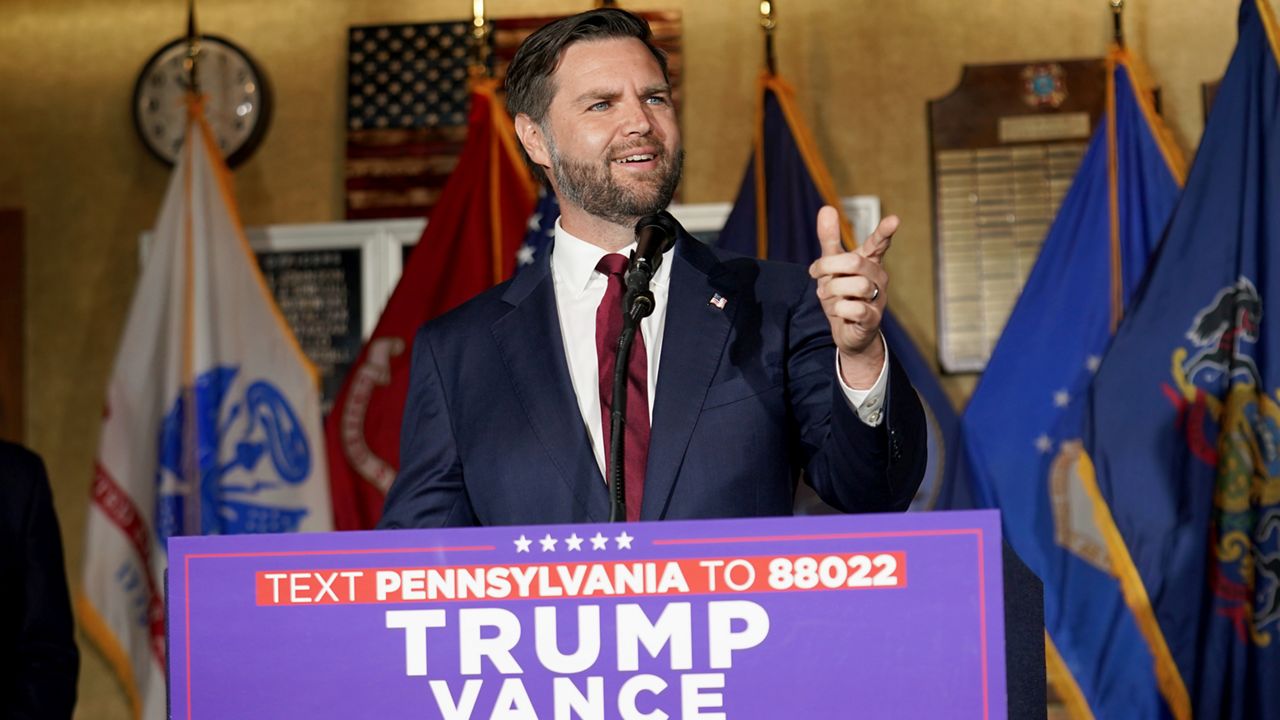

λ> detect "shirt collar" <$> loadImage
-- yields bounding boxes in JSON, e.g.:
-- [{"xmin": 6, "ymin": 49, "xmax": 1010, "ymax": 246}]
[{"xmin": 550, "ymin": 218, "xmax": 675, "ymax": 297}]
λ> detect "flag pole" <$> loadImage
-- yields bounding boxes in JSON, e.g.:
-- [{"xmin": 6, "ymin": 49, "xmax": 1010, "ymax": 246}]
[
  {"xmin": 184, "ymin": 0, "xmax": 201, "ymax": 96},
  {"xmin": 470, "ymin": 0, "xmax": 490, "ymax": 78},
  {"xmin": 1110, "ymin": 0, "xmax": 1125, "ymax": 47},
  {"xmin": 179, "ymin": 0, "xmax": 205, "ymax": 540},
  {"xmin": 467, "ymin": 0, "xmax": 504, "ymax": 282},
  {"xmin": 760, "ymin": 1, "xmax": 777, "ymax": 75},
  {"xmin": 751, "ymin": 2, "xmax": 777, "ymax": 257}
]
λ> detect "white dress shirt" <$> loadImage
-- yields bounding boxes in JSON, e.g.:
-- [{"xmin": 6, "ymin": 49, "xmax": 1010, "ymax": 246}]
[{"xmin": 549, "ymin": 220, "xmax": 889, "ymax": 478}]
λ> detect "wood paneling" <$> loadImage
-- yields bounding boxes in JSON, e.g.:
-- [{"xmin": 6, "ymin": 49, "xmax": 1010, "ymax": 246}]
[{"xmin": 0, "ymin": 208, "xmax": 22, "ymax": 442}]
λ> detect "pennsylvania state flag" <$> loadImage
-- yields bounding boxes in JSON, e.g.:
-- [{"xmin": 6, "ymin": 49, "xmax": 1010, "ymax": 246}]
[
  {"xmin": 962, "ymin": 46, "xmax": 1186, "ymax": 717},
  {"xmin": 1085, "ymin": 1, "xmax": 1280, "ymax": 717},
  {"xmin": 720, "ymin": 71, "xmax": 961, "ymax": 511}
]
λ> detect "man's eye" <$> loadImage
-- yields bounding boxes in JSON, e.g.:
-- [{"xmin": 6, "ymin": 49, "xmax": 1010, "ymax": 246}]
[
  {"xmin": 589, "ymin": 101, "xmax": 610, "ymax": 111},
  {"xmin": 645, "ymin": 96, "xmax": 668, "ymax": 105}
]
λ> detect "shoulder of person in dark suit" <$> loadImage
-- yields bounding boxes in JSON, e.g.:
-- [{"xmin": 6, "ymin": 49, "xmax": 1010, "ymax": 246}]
[{"xmin": 0, "ymin": 441, "xmax": 79, "ymax": 719}]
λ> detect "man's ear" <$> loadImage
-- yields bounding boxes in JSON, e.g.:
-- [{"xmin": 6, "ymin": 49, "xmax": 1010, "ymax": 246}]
[{"xmin": 514, "ymin": 114, "xmax": 551, "ymax": 170}]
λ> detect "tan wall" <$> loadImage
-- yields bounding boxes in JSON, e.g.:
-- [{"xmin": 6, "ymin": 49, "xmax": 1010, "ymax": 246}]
[{"xmin": 0, "ymin": 1, "xmax": 1239, "ymax": 717}]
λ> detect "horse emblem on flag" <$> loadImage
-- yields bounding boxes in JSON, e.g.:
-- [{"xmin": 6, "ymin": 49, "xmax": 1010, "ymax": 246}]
[
  {"xmin": 155, "ymin": 365, "xmax": 313, "ymax": 542},
  {"xmin": 1169, "ymin": 277, "xmax": 1280, "ymax": 645}
]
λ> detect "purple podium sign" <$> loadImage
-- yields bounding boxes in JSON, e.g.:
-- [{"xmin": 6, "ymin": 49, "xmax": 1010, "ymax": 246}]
[{"xmin": 167, "ymin": 511, "xmax": 1005, "ymax": 719}]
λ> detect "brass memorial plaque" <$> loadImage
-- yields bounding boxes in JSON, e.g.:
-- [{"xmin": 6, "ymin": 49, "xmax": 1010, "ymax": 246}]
[{"xmin": 928, "ymin": 59, "xmax": 1106, "ymax": 372}]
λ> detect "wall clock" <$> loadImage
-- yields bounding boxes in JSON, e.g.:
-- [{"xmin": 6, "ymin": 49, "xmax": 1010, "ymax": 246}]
[{"xmin": 133, "ymin": 35, "xmax": 272, "ymax": 168}]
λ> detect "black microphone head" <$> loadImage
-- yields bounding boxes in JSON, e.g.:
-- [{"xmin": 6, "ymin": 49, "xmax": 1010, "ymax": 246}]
[
  {"xmin": 626, "ymin": 212, "xmax": 676, "ymax": 291},
  {"xmin": 634, "ymin": 211, "xmax": 678, "ymax": 255}
]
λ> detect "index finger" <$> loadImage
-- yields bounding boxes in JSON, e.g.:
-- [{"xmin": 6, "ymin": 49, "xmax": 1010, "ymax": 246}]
[{"xmin": 857, "ymin": 215, "xmax": 900, "ymax": 264}]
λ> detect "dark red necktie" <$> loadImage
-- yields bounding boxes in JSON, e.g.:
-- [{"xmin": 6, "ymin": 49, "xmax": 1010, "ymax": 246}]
[{"xmin": 595, "ymin": 253, "xmax": 649, "ymax": 522}]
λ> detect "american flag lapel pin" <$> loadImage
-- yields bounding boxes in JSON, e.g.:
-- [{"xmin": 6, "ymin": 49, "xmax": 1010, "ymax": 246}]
[{"xmin": 709, "ymin": 293, "xmax": 727, "ymax": 310}]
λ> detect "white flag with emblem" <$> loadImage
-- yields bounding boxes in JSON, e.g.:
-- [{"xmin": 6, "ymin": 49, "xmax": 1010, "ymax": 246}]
[{"xmin": 79, "ymin": 98, "xmax": 331, "ymax": 719}]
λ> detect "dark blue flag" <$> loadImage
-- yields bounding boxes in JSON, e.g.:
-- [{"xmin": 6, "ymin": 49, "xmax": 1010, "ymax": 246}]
[
  {"xmin": 962, "ymin": 46, "xmax": 1187, "ymax": 716},
  {"xmin": 720, "ymin": 73, "xmax": 853, "ymax": 262},
  {"xmin": 1086, "ymin": 2, "xmax": 1280, "ymax": 717},
  {"xmin": 720, "ymin": 71, "xmax": 963, "ymax": 512}
]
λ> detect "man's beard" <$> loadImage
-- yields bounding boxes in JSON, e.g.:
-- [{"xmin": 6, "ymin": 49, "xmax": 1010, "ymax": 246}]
[{"xmin": 546, "ymin": 135, "xmax": 684, "ymax": 227}]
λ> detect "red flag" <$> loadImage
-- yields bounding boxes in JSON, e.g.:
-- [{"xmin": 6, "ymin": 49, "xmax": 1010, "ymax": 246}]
[{"xmin": 325, "ymin": 77, "xmax": 536, "ymax": 529}]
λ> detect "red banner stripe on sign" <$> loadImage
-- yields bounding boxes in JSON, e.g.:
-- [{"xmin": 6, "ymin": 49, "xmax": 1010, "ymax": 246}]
[{"xmin": 252, "ymin": 553, "xmax": 909, "ymax": 606}]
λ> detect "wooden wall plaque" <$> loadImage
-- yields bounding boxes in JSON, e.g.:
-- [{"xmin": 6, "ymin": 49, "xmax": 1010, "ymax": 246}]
[{"xmin": 928, "ymin": 59, "xmax": 1106, "ymax": 373}]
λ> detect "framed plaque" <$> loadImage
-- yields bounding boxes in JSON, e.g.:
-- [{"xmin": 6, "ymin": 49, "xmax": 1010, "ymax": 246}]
[{"xmin": 928, "ymin": 59, "xmax": 1106, "ymax": 372}]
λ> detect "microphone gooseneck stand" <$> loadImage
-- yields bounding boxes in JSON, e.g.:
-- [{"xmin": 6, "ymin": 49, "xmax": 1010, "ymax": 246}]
[
  {"xmin": 607, "ymin": 292, "xmax": 651, "ymax": 523},
  {"xmin": 608, "ymin": 212, "xmax": 676, "ymax": 523}
]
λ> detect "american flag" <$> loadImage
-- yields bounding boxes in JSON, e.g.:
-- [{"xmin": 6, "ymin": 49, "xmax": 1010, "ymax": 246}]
[
  {"xmin": 345, "ymin": 21, "xmax": 475, "ymax": 219},
  {"xmin": 515, "ymin": 186, "xmax": 559, "ymax": 272},
  {"xmin": 345, "ymin": 12, "xmax": 683, "ymax": 221}
]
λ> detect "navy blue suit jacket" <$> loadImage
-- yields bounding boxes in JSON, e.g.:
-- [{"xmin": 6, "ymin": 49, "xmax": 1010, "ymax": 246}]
[{"xmin": 379, "ymin": 232, "xmax": 926, "ymax": 528}]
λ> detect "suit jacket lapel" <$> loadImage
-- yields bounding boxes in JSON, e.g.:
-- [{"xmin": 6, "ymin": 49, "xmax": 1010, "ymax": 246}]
[
  {"xmin": 491, "ymin": 254, "xmax": 611, "ymax": 521},
  {"xmin": 642, "ymin": 235, "xmax": 738, "ymax": 519}
]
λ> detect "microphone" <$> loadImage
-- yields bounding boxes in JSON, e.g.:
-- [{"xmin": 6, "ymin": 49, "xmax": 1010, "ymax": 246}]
[{"xmin": 625, "ymin": 212, "xmax": 678, "ymax": 320}]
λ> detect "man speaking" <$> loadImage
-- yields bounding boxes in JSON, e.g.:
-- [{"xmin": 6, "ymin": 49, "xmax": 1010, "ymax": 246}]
[{"xmin": 378, "ymin": 8, "xmax": 926, "ymax": 528}]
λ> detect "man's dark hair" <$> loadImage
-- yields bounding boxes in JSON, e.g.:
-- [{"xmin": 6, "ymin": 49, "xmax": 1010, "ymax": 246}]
[{"xmin": 505, "ymin": 8, "xmax": 669, "ymax": 125}]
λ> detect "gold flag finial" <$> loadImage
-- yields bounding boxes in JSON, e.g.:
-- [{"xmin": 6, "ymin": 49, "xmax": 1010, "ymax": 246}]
[
  {"xmin": 1110, "ymin": 0, "xmax": 1125, "ymax": 46},
  {"xmin": 760, "ymin": 1, "xmax": 777, "ymax": 74},
  {"xmin": 470, "ymin": 0, "xmax": 491, "ymax": 77},
  {"xmin": 184, "ymin": 0, "xmax": 201, "ymax": 95}
]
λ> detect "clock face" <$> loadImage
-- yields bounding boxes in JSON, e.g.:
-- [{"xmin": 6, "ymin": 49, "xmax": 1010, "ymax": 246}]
[{"xmin": 133, "ymin": 35, "xmax": 271, "ymax": 168}]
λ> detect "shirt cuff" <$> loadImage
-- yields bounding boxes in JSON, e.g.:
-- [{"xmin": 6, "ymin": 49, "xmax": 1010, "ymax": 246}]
[{"xmin": 836, "ymin": 333, "xmax": 890, "ymax": 427}]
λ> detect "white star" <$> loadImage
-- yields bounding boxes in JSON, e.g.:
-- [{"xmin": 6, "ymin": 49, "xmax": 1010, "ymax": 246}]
[
  {"xmin": 1034, "ymin": 434, "xmax": 1053, "ymax": 453},
  {"xmin": 526, "ymin": 210, "xmax": 542, "ymax": 231},
  {"xmin": 516, "ymin": 244, "xmax": 536, "ymax": 266},
  {"xmin": 615, "ymin": 531, "xmax": 634, "ymax": 550},
  {"xmin": 1053, "ymin": 389, "xmax": 1070, "ymax": 408},
  {"xmin": 565, "ymin": 533, "xmax": 584, "ymax": 551},
  {"xmin": 589, "ymin": 532, "xmax": 609, "ymax": 550},
  {"xmin": 1085, "ymin": 355, "xmax": 1101, "ymax": 372},
  {"xmin": 539, "ymin": 534, "xmax": 558, "ymax": 552},
  {"xmin": 514, "ymin": 534, "xmax": 532, "ymax": 553}
]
